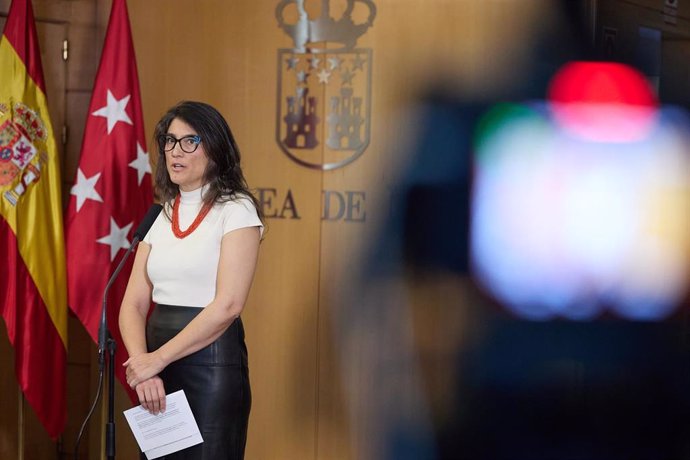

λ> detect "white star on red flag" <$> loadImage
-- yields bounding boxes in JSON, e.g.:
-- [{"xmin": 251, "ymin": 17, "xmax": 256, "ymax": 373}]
[
  {"xmin": 92, "ymin": 89, "xmax": 133, "ymax": 134},
  {"xmin": 70, "ymin": 168, "xmax": 104, "ymax": 212},
  {"xmin": 96, "ymin": 217, "xmax": 133, "ymax": 261},
  {"xmin": 129, "ymin": 142, "xmax": 151, "ymax": 185},
  {"xmin": 64, "ymin": 0, "xmax": 152, "ymax": 404}
]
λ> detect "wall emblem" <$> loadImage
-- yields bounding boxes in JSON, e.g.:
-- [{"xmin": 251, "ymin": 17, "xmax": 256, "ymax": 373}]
[
  {"xmin": 0, "ymin": 102, "xmax": 49, "ymax": 206},
  {"xmin": 276, "ymin": 0, "xmax": 376, "ymax": 170}
]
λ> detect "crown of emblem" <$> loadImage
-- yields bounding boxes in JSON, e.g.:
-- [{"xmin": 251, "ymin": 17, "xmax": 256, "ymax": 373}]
[
  {"xmin": 276, "ymin": 0, "xmax": 377, "ymax": 52},
  {"xmin": 12, "ymin": 103, "xmax": 47, "ymax": 143}
]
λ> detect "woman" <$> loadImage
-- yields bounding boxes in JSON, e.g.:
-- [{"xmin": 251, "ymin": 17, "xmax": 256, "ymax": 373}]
[{"xmin": 119, "ymin": 101, "xmax": 263, "ymax": 459}]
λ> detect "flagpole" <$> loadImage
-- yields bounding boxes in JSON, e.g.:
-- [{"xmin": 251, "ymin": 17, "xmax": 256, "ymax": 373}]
[{"xmin": 18, "ymin": 389, "xmax": 24, "ymax": 460}]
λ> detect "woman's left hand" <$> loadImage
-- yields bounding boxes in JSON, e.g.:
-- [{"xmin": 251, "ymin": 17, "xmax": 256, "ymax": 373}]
[{"xmin": 123, "ymin": 352, "xmax": 166, "ymax": 388}]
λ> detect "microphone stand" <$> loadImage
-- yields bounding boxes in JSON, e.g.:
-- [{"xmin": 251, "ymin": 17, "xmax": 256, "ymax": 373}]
[{"xmin": 98, "ymin": 234, "xmax": 142, "ymax": 460}]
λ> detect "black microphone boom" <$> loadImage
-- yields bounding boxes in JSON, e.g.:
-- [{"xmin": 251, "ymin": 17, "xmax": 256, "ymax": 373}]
[
  {"xmin": 95, "ymin": 203, "xmax": 162, "ymax": 460},
  {"xmin": 98, "ymin": 203, "xmax": 163, "ymax": 355},
  {"xmin": 133, "ymin": 203, "xmax": 164, "ymax": 241}
]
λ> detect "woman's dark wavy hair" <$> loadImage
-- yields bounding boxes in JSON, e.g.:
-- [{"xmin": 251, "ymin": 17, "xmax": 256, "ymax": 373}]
[{"xmin": 153, "ymin": 101, "xmax": 263, "ymax": 223}]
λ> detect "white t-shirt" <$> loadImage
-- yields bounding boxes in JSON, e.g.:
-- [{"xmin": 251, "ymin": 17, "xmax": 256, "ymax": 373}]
[{"xmin": 142, "ymin": 186, "xmax": 263, "ymax": 308}]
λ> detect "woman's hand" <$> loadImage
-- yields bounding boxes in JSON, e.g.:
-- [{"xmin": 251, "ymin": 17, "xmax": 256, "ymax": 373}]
[
  {"xmin": 135, "ymin": 376, "xmax": 166, "ymax": 415},
  {"xmin": 124, "ymin": 351, "xmax": 166, "ymax": 388}
]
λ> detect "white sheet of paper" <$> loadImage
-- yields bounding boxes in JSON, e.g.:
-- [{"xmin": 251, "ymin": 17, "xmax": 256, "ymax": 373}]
[
  {"xmin": 143, "ymin": 432, "xmax": 204, "ymax": 459},
  {"xmin": 123, "ymin": 389, "xmax": 203, "ymax": 459}
]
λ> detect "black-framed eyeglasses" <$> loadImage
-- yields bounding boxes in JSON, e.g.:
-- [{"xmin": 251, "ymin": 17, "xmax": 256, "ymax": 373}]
[{"xmin": 158, "ymin": 134, "xmax": 202, "ymax": 153}]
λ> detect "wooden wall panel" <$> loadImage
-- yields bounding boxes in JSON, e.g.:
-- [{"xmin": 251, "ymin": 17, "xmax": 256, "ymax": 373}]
[
  {"xmin": 129, "ymin": 1, "xmax": 323, "ymax": 459},
  {"xmin": 661, "ymin": 39, "xmax": 690, "ymax": 105},
  {"xmin": 2, "ymin": 0, "xmax": 689, "ymax": 459},
  {"xmin": 0, "ymin": 323, "xmax": 19, "ymax": 460}
]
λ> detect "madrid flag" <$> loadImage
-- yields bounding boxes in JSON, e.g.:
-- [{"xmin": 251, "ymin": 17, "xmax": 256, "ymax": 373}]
[
  {"xmin": 0, "ymin": 0, "xmax": 68, "ymax": 438},
  {"xmin": 65, "ymin": 0, "xmax": 152, "ymax": 402}
]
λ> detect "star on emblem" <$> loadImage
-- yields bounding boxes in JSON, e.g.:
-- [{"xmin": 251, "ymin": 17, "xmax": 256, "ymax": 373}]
[
  {"xmin": 286, "ymin": 56, "xmax": 300, "ymax": 70},
  {"xmin": 317, "ymin": 68, "xmax": 332, "ymax": 84},
  {"xmin": 96, "ymin": 217, "xmax": 133, "ymax": 261},
  {"xmin": 352, "ymin": 54, "xmax": 366, "ymax": 71},
  {"xmin": 92, "ymin": 90, "xmax": 133, "ymax": 134},
  {"xmin": 340, "ymin": 68, "xmax": 355, "ymax": 85},
  {"xmin": 328, "ymin": 56, "xmax": 341, "ymax": 70},
  {"xmin": 308, "ymin": 57, "xmax": 321, "ymax": 69},
  {"xmin": 129, "ymin": 142, "xmax": 151, "ymax": 185},
  {"xmin": 70, "ymin": 168, "xmax": 103, "ymax": 212},
  {"xmin": 296, "ymin": 70, "xmax": 308, "ymax": 84}
]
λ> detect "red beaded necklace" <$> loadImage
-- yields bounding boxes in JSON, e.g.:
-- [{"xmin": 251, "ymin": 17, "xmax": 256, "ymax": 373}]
[{"xmin": 171, "ymin": 193, "xmax": 213, "ymax": 239}]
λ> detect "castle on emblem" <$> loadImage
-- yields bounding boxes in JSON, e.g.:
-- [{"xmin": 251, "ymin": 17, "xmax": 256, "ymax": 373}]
[
  {"xmin": 275, "ymin": 0, "xmax": 376, "ymax": 170},
  {"xmin": 284, "ymin": 88, "xmax": 320, "ymax": 148},
  {"xmin": 327, "ymin": 87, "xmax": 364, "ymax": 150}
]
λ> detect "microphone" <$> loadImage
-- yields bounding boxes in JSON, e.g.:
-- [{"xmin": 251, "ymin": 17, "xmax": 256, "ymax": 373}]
[
  {"xmin": 94, "ymin": 203, "xmax": 162, "ymax": 460},
  {"xmin": 133, "ymin": 203, "xmax": 164, "ymax": 241},
  {"xmin": 98, "ymin": 204, "xmax": 163, "ymax": 356}
]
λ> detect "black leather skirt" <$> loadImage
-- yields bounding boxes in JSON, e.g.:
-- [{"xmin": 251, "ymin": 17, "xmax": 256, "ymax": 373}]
[{"xmin": 145, "ymin": 304, "xmax": 251, "ymax": 460}]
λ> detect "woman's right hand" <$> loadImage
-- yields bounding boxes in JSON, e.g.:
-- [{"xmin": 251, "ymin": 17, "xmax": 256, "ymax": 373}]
[{"xmin": 135, "ymin": 376, "xmax": 166, "ymax": 415}]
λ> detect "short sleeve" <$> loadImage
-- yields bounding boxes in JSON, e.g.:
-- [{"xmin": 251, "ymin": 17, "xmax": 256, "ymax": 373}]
[{"xmin": 222, "ymin": 197, "xmax": 264, "ymax": 238}]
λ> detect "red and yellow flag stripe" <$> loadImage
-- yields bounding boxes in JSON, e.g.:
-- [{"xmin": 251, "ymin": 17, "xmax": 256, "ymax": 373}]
[{"xmin": 0, "ymin": 0, "xmax": 67, "ymax": 438}]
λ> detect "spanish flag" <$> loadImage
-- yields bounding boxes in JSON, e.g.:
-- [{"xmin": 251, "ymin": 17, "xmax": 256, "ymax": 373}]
[{"xmin": 0, "ymin": 0, "xmax": 67, "ymax": 438}]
